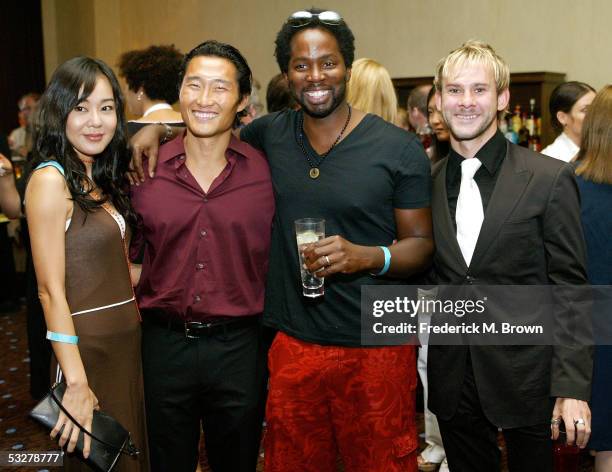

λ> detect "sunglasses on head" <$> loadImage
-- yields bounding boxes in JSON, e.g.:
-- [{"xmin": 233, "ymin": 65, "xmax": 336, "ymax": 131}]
[{"xmin": 288, "ymin": 10, "xmax": 343, "ymax": 27}]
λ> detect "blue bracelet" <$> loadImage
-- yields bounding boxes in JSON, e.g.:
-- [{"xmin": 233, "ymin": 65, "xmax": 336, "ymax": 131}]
[
  {"xmin": 374, "ymin": 246, "xmax": 391, "ymax": 276},
  {"xmin": 46, "ymin": 330, "xmax": 79, "ymax": 345}
]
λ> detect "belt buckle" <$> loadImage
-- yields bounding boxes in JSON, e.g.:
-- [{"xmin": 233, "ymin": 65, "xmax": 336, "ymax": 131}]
[
  {"xmin": 184, "ymin": 321, "xmax": 214, "ymax": 338},
  {"xmin": 184, "ymin": 321, "xmax": 201, "ymax": 339}
]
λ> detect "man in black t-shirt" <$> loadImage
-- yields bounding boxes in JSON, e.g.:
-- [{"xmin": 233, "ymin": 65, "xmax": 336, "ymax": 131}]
[{"xmin": 239, "ymin": 10, "xmax": 432, "ymax": 472}]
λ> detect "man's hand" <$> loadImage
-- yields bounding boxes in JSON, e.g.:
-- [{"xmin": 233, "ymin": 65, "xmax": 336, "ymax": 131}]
[
  {"xmin": 551, "ymin": 397, "xmax": 591, "ymax": 448},
  {"xmin": 129, "ymin": 124, "xmax": 166, "ymax": 183},
  {"xmin": 302, "ymin": 208, "xmax": 433, "ymax": 279},
  {"xmin": 302, "ymin": 235, "xmax": 378, "ymax": 277}
]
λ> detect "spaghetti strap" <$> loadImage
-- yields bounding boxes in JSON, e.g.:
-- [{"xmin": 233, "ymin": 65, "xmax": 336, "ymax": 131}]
[{"xmin": 34, "ymin": 161, "xmax": 65, "ymax": 176}]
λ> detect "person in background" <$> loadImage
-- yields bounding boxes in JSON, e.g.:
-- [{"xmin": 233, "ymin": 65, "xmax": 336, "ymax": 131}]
[
  {"xmin": 266, "ymin": 73, "xmax": 298, "ymax": 113},
  {"xmin": 238, "ymin": 78, "xmax": 264, "ymax": 126},
  {"xmin": 395, "ymin": 106, "xmax": 410, "ymax": 131},
  {"xmin": 0, "ymin": 152, "xmax": 20, "ymax": 217},
  {"xmin": 407, "ymin": 84, "xmax": 432, "ymax": 133},
  {"xmin": 2, "ymin": 120, "xmax": 52, "ymax": 399},
  {"xmin": 118, "ymin": 44, "xmax": 184, "ymax": 136},
  {"xmin": 25, "ymin": 56, "xmax": 148, "ymax": 470},
  {"xmin": 8, "ymin": 93, "xmax": 40, "ymax": 158},
  {"xmin": 346, "ymin": 57, "xmax": 397, "ymax": 123},
  {"xmin": 415, "ymin": 85, "xmax": 451, "ymax": 472},
  {"xmin": 426, "ymin": 86, "xmax": 450, "ymax": 164},
  {"xmin": 0, "ymin": 135, "xmax": 20, "ymax": 314},
  {"xmin": 574, "ymin": 84, "xmax": 612, "ymax": 472},
  {"xmin": 541, "ymin": 81, "xmax": 596, "ymax": 162},
  {"xmin": 408, "ymin": 84, "xmax": 434, "ymax": 156}
]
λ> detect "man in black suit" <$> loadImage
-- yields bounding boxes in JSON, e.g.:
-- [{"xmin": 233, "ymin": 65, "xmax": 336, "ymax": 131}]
[{"xmin": 427, "ymin": 40, "xmax": 592, "ymax": 472}]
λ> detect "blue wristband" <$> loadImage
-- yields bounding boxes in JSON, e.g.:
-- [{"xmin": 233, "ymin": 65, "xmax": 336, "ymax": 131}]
[
  {"xmin": 374, "ymin": 246, "xmax": 391, "ymax": 276},
  {"xmin": 46, "ymin": 330, "xmax": 79, "ymax": 345}
]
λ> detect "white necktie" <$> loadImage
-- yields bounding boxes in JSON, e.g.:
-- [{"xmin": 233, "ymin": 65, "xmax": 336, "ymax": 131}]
[{"xmin": 456, "ymin": 158, "xmax": 484, "ymax": 266}]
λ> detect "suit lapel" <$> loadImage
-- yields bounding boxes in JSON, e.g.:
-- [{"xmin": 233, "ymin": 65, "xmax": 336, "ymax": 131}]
[
  {"xmin": 432, "ymin": 158, "xmax": 468, "ymax": 273},
  {"xmin": 470, "ymin": 143, "xmax": 533, "ymax": 267}
]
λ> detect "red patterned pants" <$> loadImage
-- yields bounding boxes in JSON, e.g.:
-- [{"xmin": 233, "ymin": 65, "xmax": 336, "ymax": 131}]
[{"xmin": 264, "ymin": 332, "xmax": 418, "ymax": 472}]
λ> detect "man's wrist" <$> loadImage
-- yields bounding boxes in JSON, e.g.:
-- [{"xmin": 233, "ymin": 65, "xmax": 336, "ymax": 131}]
[
  {"xmin": 366, "ymin": 245, "xmax": 387, "ymax": 274},
  {"xmin": 156, "ymin": 122, "xmax": 173, "ymax": 144}
]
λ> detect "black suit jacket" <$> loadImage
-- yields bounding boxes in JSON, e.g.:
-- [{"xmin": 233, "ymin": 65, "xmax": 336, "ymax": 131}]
[{"xmin": 427, "ymin": 142, "xmax": 593, "ymax": 428}]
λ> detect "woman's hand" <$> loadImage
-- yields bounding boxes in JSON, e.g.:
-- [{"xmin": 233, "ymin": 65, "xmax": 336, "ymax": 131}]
[
  {"xmin": 0, "ymin": 153, "xmax": 14, "ymax": 178},
  {"xmin": 51, "ymin": 383, "xmax": 99, "ymax": 458}
]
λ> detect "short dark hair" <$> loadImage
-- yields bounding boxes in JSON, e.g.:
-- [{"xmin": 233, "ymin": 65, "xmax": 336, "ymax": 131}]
[
  {"xmin": 408, "ymin": 84, "xmax": 432, "ymax": 116},
  {"xmin": 274, "ymin": 8, "xmax": 355, "ymax": 74},
  {"xmin": 266, "ymin": 73, "xmax": 297, "ymax": 112},
  {"xmin": 32, "ymin": 56, "xmax": 134, "ymax": 224},
  {"xmin": 549, "ymin": 81, "xmax": 596, "ymax": 132},
  {"xmin": 179, "ymin": 40, "xmax": 252, "ymax": 99},
  {"xmin": 117, "ymin": 44, "xmax": 183, "ymax": 104}
]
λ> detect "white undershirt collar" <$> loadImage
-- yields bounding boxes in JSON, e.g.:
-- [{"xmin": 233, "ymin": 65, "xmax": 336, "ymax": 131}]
[{"xmin": 142, "ymin": 103, "xmax": 173, "ymax": 117}]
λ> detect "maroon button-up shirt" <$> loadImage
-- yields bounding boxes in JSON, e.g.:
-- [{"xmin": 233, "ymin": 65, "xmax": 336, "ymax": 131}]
[{"xmin": 130, "ymin": 133, "xmax": 274, "ymax": 321}]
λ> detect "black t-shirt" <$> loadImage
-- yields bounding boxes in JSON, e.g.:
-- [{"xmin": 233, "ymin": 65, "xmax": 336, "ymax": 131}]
[{"xmin": 241, "ymin": 110, "xmax": 431, "ymax": 346}]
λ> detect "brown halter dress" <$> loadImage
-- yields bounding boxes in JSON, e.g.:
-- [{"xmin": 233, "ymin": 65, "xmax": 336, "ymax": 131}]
[{"xmin": 55, "ymin": 203, "xmax": 149, "ymax": 472}]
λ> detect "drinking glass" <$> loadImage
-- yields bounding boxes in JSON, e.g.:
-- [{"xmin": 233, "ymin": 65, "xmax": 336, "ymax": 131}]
[{"xmin": 295, "ymin": 218, "xmax": 325, "ymax": 298}]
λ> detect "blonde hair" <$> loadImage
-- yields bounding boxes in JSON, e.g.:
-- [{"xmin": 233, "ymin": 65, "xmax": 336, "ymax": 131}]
[
  {"xmin": 347, "ymin": 58, "xmax": 397, "ymax": 124},
  {"xmin": 434, "ymin": 40, "xmax": 510, "ymax": 94},
  {"xmin": 395, "ymin": 106, "xmax": 409, "ymax": 129},
  {"xmin": 575, "ymin": 85, "xmax": 612, "ymax": 184}
]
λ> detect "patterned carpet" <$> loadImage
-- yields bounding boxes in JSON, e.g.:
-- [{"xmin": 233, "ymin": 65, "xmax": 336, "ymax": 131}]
[
  {"xmin": 0, "ymin": 304, "xmax": 594, "ymax": 471},
  {"xmin": 0, "ymin": 307, "xmax": 57, "ymax": 472}
]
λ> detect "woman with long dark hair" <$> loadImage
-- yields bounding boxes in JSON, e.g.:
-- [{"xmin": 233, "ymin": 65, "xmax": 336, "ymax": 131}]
[
  {"xmin": 541, "ymin": 81, "xmax": 595, "ymax": 162},
  {"xmin": 425, "ymin": 86, "xmax": 450, "ymax": 164},
  {"xmin": 25, "ymin": 56, "xmax": 148, "ymax": 471}
]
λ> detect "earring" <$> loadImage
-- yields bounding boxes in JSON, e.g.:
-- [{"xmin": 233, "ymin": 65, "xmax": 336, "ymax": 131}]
[{"xmin": 137, "ymin": 92, "xmax": 143, "ymax": 101}]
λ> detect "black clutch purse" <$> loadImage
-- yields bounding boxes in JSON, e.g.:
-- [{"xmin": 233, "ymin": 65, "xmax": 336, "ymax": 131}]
[{"xmin": 29, "ymin": 382, "xmax": 139, "ymax": 472}]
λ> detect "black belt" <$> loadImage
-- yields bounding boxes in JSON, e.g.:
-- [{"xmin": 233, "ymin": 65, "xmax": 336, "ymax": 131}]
[{"xmin": 143, "ymin": 310, "xmax": 259, "ymax": 339}]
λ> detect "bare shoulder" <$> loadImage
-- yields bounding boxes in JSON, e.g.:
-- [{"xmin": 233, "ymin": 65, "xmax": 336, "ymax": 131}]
[
  {"xmin": 29, "ymin": 165, "xmax": 66, "ymax": 186},
  {"xmin": 25, "ymin": 166, "xmax": 71, "ymax": 214}
]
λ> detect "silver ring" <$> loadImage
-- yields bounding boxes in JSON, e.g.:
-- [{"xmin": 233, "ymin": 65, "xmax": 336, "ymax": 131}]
[
  {"xmin": 550, "ymin": 418, "xmax": 561, "ymax": 426},
  {"xmin": 324, "ymin": 255, "xmax": 331, "ymax": 267},
  {"xmin": 574, "ymin": 418, "xmax": 586, "ymax": 426}
]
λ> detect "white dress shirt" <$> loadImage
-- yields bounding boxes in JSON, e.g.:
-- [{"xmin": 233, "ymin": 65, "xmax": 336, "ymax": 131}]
[{"xmin": 541, "ymin": 132, "xmax": 579, "ymax": 162}]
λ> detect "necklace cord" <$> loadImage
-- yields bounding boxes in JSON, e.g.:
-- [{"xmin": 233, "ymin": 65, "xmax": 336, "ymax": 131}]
[{"xmin": 297, "ymin": 104, "xmax": 352, "ymax": 171}]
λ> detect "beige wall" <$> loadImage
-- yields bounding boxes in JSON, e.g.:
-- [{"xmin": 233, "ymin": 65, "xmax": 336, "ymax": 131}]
[{"xmin": 42, "ymin": 0, "xmax": 611, "ymax": 96}]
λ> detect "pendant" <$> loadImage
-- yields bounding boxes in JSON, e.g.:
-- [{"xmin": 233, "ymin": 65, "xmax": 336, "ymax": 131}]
[{"xmin": 309, "ymin": 168, "xmax": 320, "ymax": 179}]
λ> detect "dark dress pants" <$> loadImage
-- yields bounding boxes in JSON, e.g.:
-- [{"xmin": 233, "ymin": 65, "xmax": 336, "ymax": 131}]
[
  {"xmin": 437, "ymin": 355, "xmax": 553, "ymax": 472},
  {"xmin": 142, "ymin": 316, "xmax": 269, "ymax": 472}
]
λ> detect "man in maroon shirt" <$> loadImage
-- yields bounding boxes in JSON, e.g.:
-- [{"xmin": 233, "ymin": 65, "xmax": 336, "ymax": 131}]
[{"xmin": 130, "ymin": 41, "xmax": 274, "ymax": 472}]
